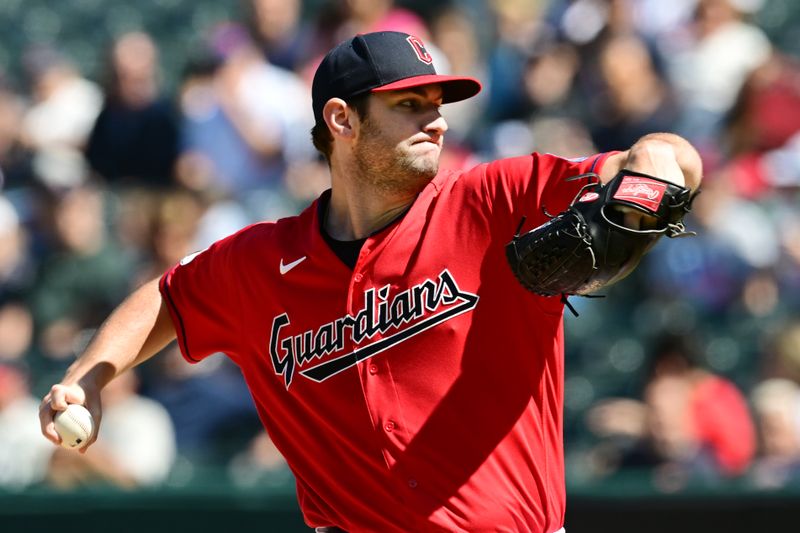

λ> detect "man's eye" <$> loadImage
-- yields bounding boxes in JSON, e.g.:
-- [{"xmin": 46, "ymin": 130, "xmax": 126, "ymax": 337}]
[{"xmin": 399, "ymin": 100, "xmax": 419, "ymax": 109}]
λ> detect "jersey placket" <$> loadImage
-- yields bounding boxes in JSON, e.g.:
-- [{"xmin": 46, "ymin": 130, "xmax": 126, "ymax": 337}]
[{"xmin": 347, "ymin": 236, "xmax": 418, "ymax": 496}]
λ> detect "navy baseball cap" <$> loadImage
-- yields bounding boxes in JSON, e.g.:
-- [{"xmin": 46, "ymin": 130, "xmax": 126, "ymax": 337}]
[{"xmin": 312, "ymin": 31, "xmax": 482, "ymax": 124}]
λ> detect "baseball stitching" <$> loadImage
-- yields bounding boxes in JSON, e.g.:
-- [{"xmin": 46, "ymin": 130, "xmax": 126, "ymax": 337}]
[{"xmin": 66, "ymin": 408, "xmax": 93, "ymax": 442}]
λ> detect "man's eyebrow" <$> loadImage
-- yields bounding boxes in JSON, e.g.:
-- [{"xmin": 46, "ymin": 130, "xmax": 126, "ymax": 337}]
[{"xmin": 405, "ymin": 87, "xmax": 429, "ymax": 97}]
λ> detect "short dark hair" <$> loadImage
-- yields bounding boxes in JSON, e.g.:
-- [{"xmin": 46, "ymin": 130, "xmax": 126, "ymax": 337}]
[
  {"xmin": 647, "ymin": 332, "xmax": 703, "ymax": 379},
  {"xmin": 311, "ymin": 93, "xmax": 371, "ymax": 163}
]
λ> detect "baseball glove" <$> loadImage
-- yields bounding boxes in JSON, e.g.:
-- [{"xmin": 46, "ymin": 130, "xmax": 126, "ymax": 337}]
[{"xmin": 505, "ymin": 169, "xmax": 697, "ymax": 300}]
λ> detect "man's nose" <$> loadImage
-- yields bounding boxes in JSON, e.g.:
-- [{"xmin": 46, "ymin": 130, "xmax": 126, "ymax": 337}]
[{"xmin": 425, "ymin": 113, "xmax": 448, "ymax": 136}]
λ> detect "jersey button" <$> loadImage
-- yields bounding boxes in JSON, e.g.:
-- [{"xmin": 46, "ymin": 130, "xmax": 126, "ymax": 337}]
[
  {"xmin": 384, "ymin": 421, "xmax": 395, "ymax": 432},
  {"xmin": 354, "ymin": 273, "xmax": 363, "ymax": 283},
  {"xmin": 368, "ymin": 364, "xmax": 378, "ymax": 375},
  {"xmin": 407, "ymin": 479, "xmax": 418, "ymax": 489}
]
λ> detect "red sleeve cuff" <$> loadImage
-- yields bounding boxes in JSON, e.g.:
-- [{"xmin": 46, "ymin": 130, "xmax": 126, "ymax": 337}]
[{"xmin": 587, "ymin": 151, "xmax": 620, "ymax": 176}]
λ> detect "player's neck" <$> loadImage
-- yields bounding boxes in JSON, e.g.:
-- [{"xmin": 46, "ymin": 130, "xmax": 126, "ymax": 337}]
[{"xmin": 326, "ymin": 175, "xmax": 416, "ymax": 241}]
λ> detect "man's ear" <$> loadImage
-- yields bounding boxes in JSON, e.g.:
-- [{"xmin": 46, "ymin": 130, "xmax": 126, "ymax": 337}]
[{"xmin": 324, "ymin": 98, "xmax": 356, "ymax": 141}]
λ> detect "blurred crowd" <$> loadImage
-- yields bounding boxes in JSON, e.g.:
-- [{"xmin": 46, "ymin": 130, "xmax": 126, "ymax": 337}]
[{"xmin": 2, "ymin": 0, "xmax": 800, "ymax": 495}]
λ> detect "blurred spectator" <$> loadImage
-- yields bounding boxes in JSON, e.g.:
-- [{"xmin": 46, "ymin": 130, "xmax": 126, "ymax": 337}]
[
  {"xmin": 142, "ymin": 190, "xmax": 205, "ymax": 280},
  {"xmin": 29, "ymin": 184, "xmax": 131, "ymax": 330},
  {"xmin": 630, "ymin": 0, "xmax": 699, "ymax": 40},
  {"xmin": 0, "ymin": 361, "xmax": 54, "ymax": 489},
  {"xmin": 530, "ymin": 117, "xmax": 596, "ymax": 160},
  {"xmin": 176, "ymin": 23, "xmax": 313, "ymax": 219},
  {"xmin": 692, "ymin": 171, "xmax": 780, "ymax": 272},
  {"xmin": 641, "ymin": 172, "xmax": 774, "ymax": 314},
  {"xmin": 523, "ymin": 37, "xmax": 583, "ymax": 122},
  {"xmin": 587, "ymin": 334, "xmax": 756, "ymax": 490},
  {"xmin": 0, "ymin": 299, "xmax": 51, "ymax": 487},
  {"xmin": 665, "ymin": 0, "xmax": 772, "ymax": 144},
  {"xmin": 724, "ymin": 130, "xmax": 800, "ymax": 201},
  {"xmin": 47, "ymin": 370, "xmax": 175, "ymax": 489},
  {"xmin": 723, "ymin": 52, "xmax": 800, "ymax": 199},
  {"xmin": 430, "ymin": 6, "xmax": 487, "ymax": 145},
  {"xmin": 0, "ymin": 82, "xmax": 32, "ymax": 189},
  {"xmin": 281, "ymin": 158, "xmax": 336, "ymax": 208},
  {"xmin": 0, "ymin": 195, "xmax": 35, "ymax": 300},
  {"xmin": 111, "ymin": 189, "xmax": 160, "ymax": 277},
  {"xmin": 339, "ymin": 0, "xmax": 431, "ymax": 37},
  {"xmin": 727, "ymin": 52, "xmax": 800, "ymax": 156},
  {"xmin": 485, "ymin": 0, "xmax": 546, "ymax": 122},
  {"xmin": 778, "ymin": 232, "xmax": 800, "ymax": 279},
  {"xmin": 762, "ymin": 321, "xmax": 800, "ymax": 384},
  {"xmin": 19, "ymin": 46, "xmax": 102, "ymax": 153},
  {"xmin": 244, "ymin": 0, "xmax": 314, "ymax": 72},
  {"xmin": 749, "ymin": 378, "xmax": 800, "ymax": 489},
  {"xmin": 143, "ymin": 347, "xmax": 261, "ymax": 463},
  {"xmin": 0, "ymin": 299, "xmax": 34, "ymax": 365},
  {"xmin": 479, "ymin": 4, "xmax": 587, "ymax": 160},
  {"xmin": 590, "ymin": 34, "xmax": 679, "ymax": 151},
  {"xmin": 85, "ymin": 32, "xmax": 180, "ymax": 187}
]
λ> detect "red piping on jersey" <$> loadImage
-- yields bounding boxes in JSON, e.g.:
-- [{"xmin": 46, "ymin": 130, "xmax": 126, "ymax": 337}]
[{"xmin": 160, "ymin": 272, "xmax": 199, "ymax": 363}]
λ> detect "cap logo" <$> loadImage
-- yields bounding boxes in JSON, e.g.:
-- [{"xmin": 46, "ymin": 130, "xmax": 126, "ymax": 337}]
[{"xmin": 406, "ymin": 35, "xmax": 433, "ymax": 65}]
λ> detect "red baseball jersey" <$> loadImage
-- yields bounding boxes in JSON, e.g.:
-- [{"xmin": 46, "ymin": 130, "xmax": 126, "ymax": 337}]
[{"xmin": 160, "ymin": 152, "xmax": 614, "ymax": 533}]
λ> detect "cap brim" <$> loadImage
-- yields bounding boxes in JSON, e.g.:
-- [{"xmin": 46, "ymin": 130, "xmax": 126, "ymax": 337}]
[{"xmin": 371, "ymin": 74, "xmax": 482, "ymax": 104}]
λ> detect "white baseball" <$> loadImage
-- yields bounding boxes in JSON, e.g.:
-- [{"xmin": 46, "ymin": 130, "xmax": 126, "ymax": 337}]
[{"xmin": 54, "ymin": 404, "xmax": 95, "ymax": 450}]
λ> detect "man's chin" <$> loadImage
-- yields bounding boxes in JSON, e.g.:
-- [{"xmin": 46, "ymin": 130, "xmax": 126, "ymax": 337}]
[
  {"xmin": 404, "ymin": 162, "xmax": 439, "ymax": 186},
  {"xmin": 404, "ymin": 152, "xmax": 440, "ymax": 178},
  {"xmin": 378, "ymin": 165, "xmax": 436, "ymax": 196}
]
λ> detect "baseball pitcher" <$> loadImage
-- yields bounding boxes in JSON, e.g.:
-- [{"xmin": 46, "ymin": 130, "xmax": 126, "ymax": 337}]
[{"xmin": 40, "ymin": 31, "xmax": 702, "ymax": 533}]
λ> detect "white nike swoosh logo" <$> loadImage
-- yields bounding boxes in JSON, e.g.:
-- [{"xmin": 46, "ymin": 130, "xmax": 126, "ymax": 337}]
[{"xmin": 280, "ymin": 256, "xmax": 307, "ymax": 275}]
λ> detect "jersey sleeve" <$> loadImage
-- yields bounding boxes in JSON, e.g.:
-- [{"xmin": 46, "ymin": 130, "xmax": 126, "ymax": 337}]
[
  {"xmin": 479, "ymin": 151, "xmax": 618, "ymax": 234},
  {"xmin": 159, "ymin": 230, "xmax": 246, "ymax": 364}
]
